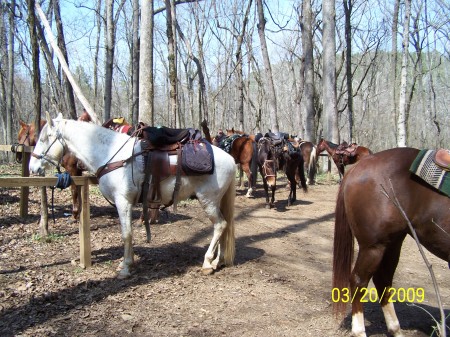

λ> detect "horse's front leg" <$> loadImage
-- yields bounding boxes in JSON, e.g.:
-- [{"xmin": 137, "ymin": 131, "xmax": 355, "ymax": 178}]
[{"xmin": 115, "ymin": 199, "xmax": 135, "ymax": 279}]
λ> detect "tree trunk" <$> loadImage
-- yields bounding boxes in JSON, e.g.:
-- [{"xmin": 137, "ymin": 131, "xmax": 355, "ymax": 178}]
[
  {"xmin": 256, "ymin": 0, "xmax": 278, "ymax": 133},
  {"xmin": 6, "ymin": 0, "xmax": 15, "ymax": 146},
  {"xmin": 103, "ymin": 0, "xmax": 114, "ymax": 122},
  {"xmin": 301, "ymin": 0, "xmax": 315, "ymax": 142},
  {"xmin": 131, "ymin": 0, "xmax": 139, "ymax": 125},
  {"xmin": 94, "ymin": 0, "xmax": 102, "ymax": 111},
  {"xmin": 343, "ymin": 0, "xmax": 353, "ymax": 142},
  {"xmin": 391, "ymin": 0, "xmax": 399, "ymax": 140},
  {"xmin": 165, "ymin": 0, "xmax": 178, "ymax": 127},
  {"xmin": 322, "ymin": 0, "xmax": 339, "ymax": 144},
  {"xmin": 139, "ymin": 0, "xmax": 154, "ymax": 125},
  {"xmin": 397, "ymin": 0, "xmax": 411, "ymax": 147},
  {"xmin": 28, "ymin": 0, "xmax": 49, "ymax": 235},
  {"xmin": 54, "ymin": 0, "xmax": 76, "ymax": 119}
]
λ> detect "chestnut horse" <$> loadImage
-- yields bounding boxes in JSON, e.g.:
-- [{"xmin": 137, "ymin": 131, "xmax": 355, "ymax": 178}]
[
  {"xmin": 279, "ymin": 141, "xmax": 308, "ymax": 206},
  {"xmin": 213, "ymin": 129, "xmax": 257, "ymax": 197},
  {"xmin": 333, "ymin": 147, "xmax": 450, "ymax": 337},
  {"xmin": 289, "ymin": 138, "xmax": 317, "ymax": 185},
  {"xmin": 316, "ymin": 138, "xmax": 372, "ymax": 180},
  {"xmin": 17, "ymin": 111, "xmax": 92, "ymax": 221}
]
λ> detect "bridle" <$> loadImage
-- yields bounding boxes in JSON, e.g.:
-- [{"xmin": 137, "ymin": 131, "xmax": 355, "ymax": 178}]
[
  {"xmin": 11, "ymin": 127, "xmax": 33, "ymax": 164},
  {"xmin": 258, "ymin": 137, "xmax": 277, "ymax": 179},
  {"xmin": 31, "ymin": 130, "xmax": 66, "ymax": 173}
]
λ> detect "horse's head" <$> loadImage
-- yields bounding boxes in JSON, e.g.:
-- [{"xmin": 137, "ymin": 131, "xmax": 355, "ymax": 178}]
[
  {"xmin": 258, "ymin": 137, "xmax": 277, "ymax": 187},
  {"xmin": 212, "ymin": 130, "xmax": 226, "ymax": 146},
  {"xmin": 78, "ymin": 109, "xmax": 92, "ymax": 122},
  {"xmin": 316, "ymin": 138, "xmax": 327, "ymax": 154},
  {"xmin": 29, "ymin": 112, "xmax": 66, "ymax": 176}
]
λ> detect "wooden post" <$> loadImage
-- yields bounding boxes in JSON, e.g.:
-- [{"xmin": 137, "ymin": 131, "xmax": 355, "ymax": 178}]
[
  {"xmin": 19, "ymin": 151, "xmax": 30, "ymax": 217},
  {"xmin": 79, "ymin": 178, "xmax": 91, "ymax": 268}
]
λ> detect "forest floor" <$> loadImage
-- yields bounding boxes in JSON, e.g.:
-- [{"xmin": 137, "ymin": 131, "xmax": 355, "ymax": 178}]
[{"xmin": 1, "ymin": 162, "xmax": 450, "ymax": 337}]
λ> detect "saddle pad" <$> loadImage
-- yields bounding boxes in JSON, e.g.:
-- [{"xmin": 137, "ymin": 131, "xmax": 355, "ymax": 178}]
[
  {"xmin": 409, "ymin": 149, "xmax": 450, "ymax": 197},
  {"xmin": 182, "ymin": 140, "xmax": 214, "ymax": 175}
]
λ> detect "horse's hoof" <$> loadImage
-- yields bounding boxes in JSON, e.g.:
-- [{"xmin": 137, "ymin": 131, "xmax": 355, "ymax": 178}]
[
  {"xmin": 117, "ymin": 271, "xmax": 131, "ymax": 279},
  {"xmin": 201, "ymin": 268, "xmax": 214, "ymax": 275}
]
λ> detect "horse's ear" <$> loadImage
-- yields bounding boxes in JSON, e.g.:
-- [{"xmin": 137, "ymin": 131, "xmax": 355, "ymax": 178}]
[
  {"xmin": 46, "ymin": 111, "xmax": 54, "ymax": 128},
  {"xmin": 55, "ymin": 112, "xmax": 63, "ymax": 120},
  {"xmin": 19, "ymin": 120, "xmax": 27, "ymax": 128}
]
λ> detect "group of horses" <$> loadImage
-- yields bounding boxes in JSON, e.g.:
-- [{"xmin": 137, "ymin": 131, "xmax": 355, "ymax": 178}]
[{"xmin": 17, "ymin": 113, "xmax": 450, "ymax": 337}]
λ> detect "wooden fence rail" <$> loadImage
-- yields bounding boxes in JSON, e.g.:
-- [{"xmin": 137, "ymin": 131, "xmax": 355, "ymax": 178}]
[
  {"xmin": 0, "ymin": 176, "xmax": 98, "ymax": 269},
  {"xmin": 1, "ymin": 144, "xmax": 98, "ymax": 268}
]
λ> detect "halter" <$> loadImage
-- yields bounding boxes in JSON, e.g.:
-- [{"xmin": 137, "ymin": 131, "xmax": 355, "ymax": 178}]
[{"xmin": 31, "ymin": 130, "xmax": 66, "ymax": 173}]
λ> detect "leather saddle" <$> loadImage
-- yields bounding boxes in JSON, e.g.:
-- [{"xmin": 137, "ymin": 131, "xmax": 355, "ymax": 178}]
[
  {"xmin": 434, "ymin": 149, "xmax": 450, "ymax": 170},
  {"xmin": 335, "ymin": 142, "xmax": 359, "ymax": 157}
]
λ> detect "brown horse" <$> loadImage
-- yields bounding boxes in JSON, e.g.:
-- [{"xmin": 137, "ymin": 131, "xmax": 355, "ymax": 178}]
[
  {"xmin": 213, "ymin": 129, "xmax": 257, "ymax": 197},
  {"xmin": 333, "ymin": 147, "xmax": 450, "ymax": 337},
  {"xmin": 280, "ymin": 141, "xmax": 308, "ymax": 206},
  {"xmin": 316, "ymin": 138, "xmax": 372, "ymax": 180},
  {"xmin": 256, "ymin": 136, "xmax": 278, "ymax": 208},
  {"xmin": 17, "ymin": 111, "xmax": 92, "ymax": 220},
  {"xmin": 289, "ymin": 138, "xmax": 317, "ymax": 185}
]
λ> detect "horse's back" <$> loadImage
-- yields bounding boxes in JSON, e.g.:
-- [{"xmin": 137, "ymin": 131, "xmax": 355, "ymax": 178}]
[{"xmin": 341, "ymin": 147, "xmax": 450, "ymax": 258}]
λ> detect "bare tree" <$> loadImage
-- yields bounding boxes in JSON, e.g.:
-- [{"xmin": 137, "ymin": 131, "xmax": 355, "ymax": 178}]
[
  {"xmin": 139, "ymin": 0, "xmax": 154, "ymax": 125},
  {"xmin": 103, "ymin": 0, "xmax": 126, "ymax": 121},
  {"xmin": 397, "ymin": 0, "xmax": 412, "ymax": 147},
  {"xmin": 322, "ymin": 0, "xmax": 339, "ymax": 143},
  {"xmin": 6, "ymin": 0, "xmax": 16, "ymax": 146},
  {"xmin": 53, "ymin": 0, "xmax": 76, "ymax": 119},
  {"xmin": 343, "ymin": 0, "xmax": 354, "ymax": 142},
  {"xmin": 256, "ymin": 0, "xmax": 278, "ymax": 133},
  {"xmin": 301, "ymin": 0, "xmax": 315, "ymax": 142},
  {"xmin": 164, "ymin": 0, "xmax": 178, "ymax": 127}
]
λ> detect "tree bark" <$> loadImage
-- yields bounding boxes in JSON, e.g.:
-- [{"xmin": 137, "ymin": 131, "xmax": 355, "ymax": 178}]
[
  {"xmin": 397, "ymin": 0, "xmax": 411, "ymax": 147},
  {"xmin": 165, "ymin": 0, "xmax": 178, "ymax": 127},
  {"xmin": 104, "ymin": 0, "xmax": 114, "ymax": 122},
  {"xmin": 322, "ymin": 0, "xmax": 339, "ymax": 144},
  {"xmin": 139, "ymin": 0, "xmax": 154, "ymax": 125},
  {"xmin": 343, "ymin": 0, "xmax": 353, "ymax": 142},
  {"xmin": 301, "ymin": 0, "xmax": 315, "ymax": 142},
  {"xmin": 131, "ymin": 0, "xmax": 140, "ymax": 125},
  {"xmin": 6, "ymin": 0, "xmax": 15, "ymax": 146},
  {"xmin": 53, "ymin": 0, "xmax": 76, "ymax": 119},
  {"xmin": 256, "ymin": 0, "xmax": 278, "ymax": 133}
]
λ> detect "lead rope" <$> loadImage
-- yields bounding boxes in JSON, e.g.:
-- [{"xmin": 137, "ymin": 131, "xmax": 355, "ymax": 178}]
[{"xmin": 49, "ymin": 171, "xmax": 73, "ymax": 223}]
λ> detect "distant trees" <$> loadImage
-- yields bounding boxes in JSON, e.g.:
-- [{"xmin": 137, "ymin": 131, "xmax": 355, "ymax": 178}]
[{"xmin": 0, "ymin": 0, "xmax": 449, "ymax": 153}]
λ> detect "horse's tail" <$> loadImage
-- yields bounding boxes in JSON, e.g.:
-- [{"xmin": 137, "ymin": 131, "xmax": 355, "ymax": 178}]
[
  {"xmin": 250, "ymin": 141, "xmax": 258, "ymax": 187},
  {"xmin": 220, "ymin": 173, "xmax": 236, "ymax": 266},
  {"xmin": 297, "ymin": 155, "xmax": 308, "ymax": 193},
  {"xmin": 332, "ymin": 183, "xmax": 354, "ymax": 317},
  {"xmin": 308, "ymin": 146, "xmax": 317, "ymax": 184}
]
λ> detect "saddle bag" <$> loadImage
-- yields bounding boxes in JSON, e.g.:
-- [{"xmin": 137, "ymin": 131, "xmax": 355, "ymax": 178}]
[{"xmin": 182, "ymin": 140, "xmax": 214, "ymax": 175}]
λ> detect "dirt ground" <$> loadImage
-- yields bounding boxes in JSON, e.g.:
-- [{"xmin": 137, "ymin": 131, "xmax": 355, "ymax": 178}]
[{"xmin": 1, "ymin": 163, "xmax": 450, "ymax": 337}]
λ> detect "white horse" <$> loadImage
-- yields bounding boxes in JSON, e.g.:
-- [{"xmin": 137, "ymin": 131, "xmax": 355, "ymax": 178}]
[{"xmin": 29, "ymin": 112, "xmax": 237, "ymax": 278}]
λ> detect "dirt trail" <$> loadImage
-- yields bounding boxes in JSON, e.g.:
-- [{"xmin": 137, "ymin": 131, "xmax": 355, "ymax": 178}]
[{"xmin": 1, "ymin": 169, "xmax": 449, "ymax": 336}]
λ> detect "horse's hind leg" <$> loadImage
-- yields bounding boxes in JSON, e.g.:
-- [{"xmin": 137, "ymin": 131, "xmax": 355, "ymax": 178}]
[
  {"xmin": 350, "ymin": 245, "xmax": 386, "ymax": 337},
  {"xmin": 200, "ymin": 207, "xmax": 228, "ymax": 274},
  {"xmin": 241, "ymin": 163, "xmax": 253, "ymax": 197},
  {"xmin": 373, "ymin": 237, "xmax": 406, "ymax": 337}
]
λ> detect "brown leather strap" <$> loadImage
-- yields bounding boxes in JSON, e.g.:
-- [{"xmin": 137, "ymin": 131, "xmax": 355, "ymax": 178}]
[{"xmin": 96, "ymin": 160, "xmax": 127, "ymax": 179}]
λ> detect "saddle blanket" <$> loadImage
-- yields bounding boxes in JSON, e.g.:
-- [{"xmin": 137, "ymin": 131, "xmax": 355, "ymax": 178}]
[{"xmin": 409, "ymin": 149, "xmax": 450, "ymax": 197}]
